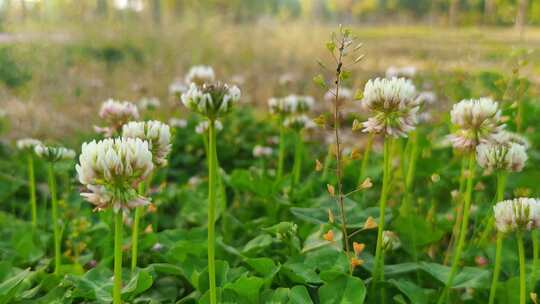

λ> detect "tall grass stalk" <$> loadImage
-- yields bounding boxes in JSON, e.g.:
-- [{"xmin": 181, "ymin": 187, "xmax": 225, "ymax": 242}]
[
  {"xmin": 517, "ymin": 231, "xmax": 526, "ymax": 304},
  {"xmin": 532, "ymin": 230, "xmax": 539, "ymax": 293},
  {"xmin": 207, "ymin": 119, "xmax": 218, "ymax": 304},
  {"xmin": 358, "ymin": 133, "xmax": 374, "ymax": 186},
  {"xmin": 488, "ymin": 172, "xmax": 507, "ymax": 304},
  {"xmin": 372, "ymin": 137, "xmax": 393, "ymax": 297},
  {"xmin": 276, "ymin": 120, "xmax": 286, "ymax": 180},
  {"xmin": 131, "ymin": 182, "xmax": 146, "ymax": 272},
  {"xmin": 27, "ymin": 154, "xmax": 37, "ymax": 228},
  {"xmin": 47, "ymin": 163, "xmax": 60, "ymax": 275},
  {"xmin": 113, "ymin": 210, "xmax": 123, "ymax": 304},
  {"xmin": 292, "ymin": 131, "xmax": 303, "ymax": 185},
  {"xmin": 438, "ymin": 152, "xmax": 476, "ymax": 304}
]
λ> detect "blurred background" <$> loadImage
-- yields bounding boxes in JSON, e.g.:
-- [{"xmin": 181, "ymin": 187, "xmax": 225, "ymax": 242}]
[{"xmin": 0, "ymin": 0, "xmax": 538, "ymax": 141}]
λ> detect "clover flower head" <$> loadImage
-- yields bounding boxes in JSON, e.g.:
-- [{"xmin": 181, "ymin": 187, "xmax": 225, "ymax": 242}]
[
  {"xmin": 476, "ymin": 140, "xmax": 527, "ymax": 173},
  {"xmin": 324, "ymin": 87, "xmax": 353, "ymax": 103},
  {"xmin": 181, "ymin": 82, "xmax": 240, "ymax": 119},
  {"xmin": 138, "ymin": 97, "xmax": 160, "ymax": 111},
  {"xmin": 169, "ymin": 118, "xmax": 188, "ymax": 129},
  {"xmin": 76, "ymin": 137, "xmax": 154, "ymax": 213},
  {"xmin": 185, "ymin": 65, "xmax": 215, "ymax": 86},
  {"xmin": 283, "ymin": 114, "xmax": 315, "ymax": 130},
  {"xmin": 494, "ymin": 198, "xmax": 540, "ymax": 233},
  {"xmin": 253, "ymin": 145, "xmax": 273, "ymax": 158},
  {"xmin": 448, "ymin": 98, "xmax": 503, "ymax": 151},
  {"xmin": 417, "ymin": 91, "xmax": 437, "ymax": 105},
  {"xmin": 382, "ymin": 231, "xmax": 401, "ymax": 251},
  {"xmin": 195, "ymin": 120, "xmax": 223, "ymax": 134},
  {"xmin": 16, "ymin": 138, "xmax": 42, "ymax": 151},
  {"xmin": 169, "ymin": 79, "xmax": 188, "ymax": 95},
  {"xmin": 97, "ymin": 99, "xmax": 140, "ymax": 136},
  {"xmin": 35, "ymin": 145, "xmax": 76, "ymax": 162},
  {"xmin": 268, "ymin": 97, "xmax": 291, "ymax": 116},
  {"xmin": 361, "ymin": 77, "xmax": 419, "ymax": 137},
  {"xmin": 122, "ymin": 120, "xmax": 172, "ymax": 167},
  {"xmin": 385, "ymin": 66, "xmax": 417, "ymax": 78},
  {"xmin": 491, "ymin": 130, "xmax": 530, "ymax": 149},
  {"xmin": 284, "ymin": 95, "xmax": 314, "ymax": 114}
]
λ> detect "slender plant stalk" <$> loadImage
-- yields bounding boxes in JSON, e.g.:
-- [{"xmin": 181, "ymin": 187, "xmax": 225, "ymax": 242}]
[
  {"xmin": 28, "ymin": 154, "xmax": 37, "ymax": 228},
  {"xmin": 438, "ymin": 152, "xmax": 476, "ymax": 304},
  {"xmin": 207, "ymin": 120, "xmax": 218, "ymax": 304},
  {"xmin": 47, "ymin": 163, "xmax": 60, "ymax": 275},
  {"xmin": 321, "ymin": 147, "xmax": 332, "ymax": 181},
  {"xmin": 276, "ymin": 120, "xmax": 286, "ymax": 180},
  {"xmin": 533, "ymin": 230, "xmax": 539, "ymax": 294},
  {"xmin": 488, "ymin": 172, "xmax": 507, "ymax": 304},
  {"xmin": 113, "ymin": 210, "xmax": 123, "ymax": 304},
  {"xmin": 372, "ymin": 137, "xmax": 392, "ymax": 297},
  {"xmin": 292, "ymin": 131, "xmax": 303, "ymax": 185},
  {"xmin": 444, "ymin": 156, "xmax": 469, "ymax": 265},
  {"xmin": 517, "ymin": 232, "xmax": 526, "ymax": 304},
  {"xmin": 477, "ymin": 174, "xmax": 507, "ymax": 247},
  {"xmin": 131, "ymin": 182, "xmax": 145, "ymax": 271},
  {"xmin": 332, "ymin": 35, "xmax": 352, "ymax": 274},
  {"xmin": 358, "ymin": 132, "xmax": 374, "ymax": 186}
]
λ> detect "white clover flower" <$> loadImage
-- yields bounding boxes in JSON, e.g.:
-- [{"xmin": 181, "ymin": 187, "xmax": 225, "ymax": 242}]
[
  {"xmin": 448, "ymin": 98, "xmax": 503, "ymax": 151},
  {"xmin": 476, "ymin": 141, "xmax": 527, "ymax": 173},
  {"xmin": 122, "ymin": 120, "xmax": 172, "ymax": 167},
  {"xmin": 283, "ymin": 114, "xmax": 316, "ymax": 130},
  {"xmin": 185, "ymin": 65, "xmax": 215, "ymax": 86},
  {"xmin": 76, "ymin": 138, "xmax": 153, "ymax": 213},
  {"xmin": 253, "ymin": 145, "xmax": 273, "ymax": 158},
  {"xmin": 284, "ymin": 95, "xmax": 314, "ymax": 114},
  {"xmin": 324, "ymin": 87, "xmax": 353, "ymax": 104},
  {"xmin": 493, "ymin": 198, "xmax": 540, "ymax": 233},
  {"xmin": 169, "ymin": 118, "xmax": 188, "ymax": 129},
  {"xmin": 268, "ymin": 97, "xmax": 291, "ymax": 116},
  {"xmin": 16, "ymin": 138, "xmax": 42, "ymax": 151},
  {"xmin": 35, "ymin": 145, "xmax": 76, "ymax": 162},
  {"xmin": 138, "ymin": 97, "xmax": 160, "ymax": 111},
  {"xmin": 382, "ymin": 231, "xmax": 401, "ymax": 251},
  {"xmin": 491, "ymin": 131, "xmax": 530, "ymax": 149},
  {"xmin": 195, "ymin": 120, "xmax": 223, "ymax": 134},
  {"xmin": 385, "ymin": 66, "xmax": 416, "ymax": 78},
  {"xmin": 417, "ymin": 91, "xmax": 437, "ymax": 105},
  {"xmin": 360, "ymin": 77, "xmax": 419, "ymax": 137},
  {"xmin": 96, "ymin": 99, "xmax": 140, "ymax": 136},
  {"xmin": 181, "ymin": 83, "xmax": 240, "ymax": 119},
  {"xmin": 278, "ymin": 72, "xmax": 297, "ymax": 86},
  {"xmin": 169, "ymin": 79, "xmax": 188, "ymax": 95}
]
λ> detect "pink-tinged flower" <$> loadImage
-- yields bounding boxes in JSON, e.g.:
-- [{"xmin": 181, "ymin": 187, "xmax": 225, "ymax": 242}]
[
  {"xmin": 185, "ymin": 65, "xmax": 215, "ymax": 86},
  {"xmin": 493, "ymin": 198, "xmax": 540, "ymax": 233},
  {"xmin": 95, "ymin": 99, "xmax": 139, "ymax": 137},
  {"xmin": 360, "ymin": 77, "xmax": 419, "ymax": 138},
  {"xmin": 181, "ymin": 83, "xmax": 240, "ymax": 119}
]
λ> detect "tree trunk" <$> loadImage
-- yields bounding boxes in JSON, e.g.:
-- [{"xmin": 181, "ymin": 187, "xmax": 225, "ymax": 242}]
[
  {"xmin": 449, "ymin": 0, "xmax": 459, "ymax": 26},
  {"xmin": 484, "ymin": 0, "xmax": 495, "ymax": 24},
  {"xmin": 515, "ymin": 0, "xmax": 528, "ymax": 36}
]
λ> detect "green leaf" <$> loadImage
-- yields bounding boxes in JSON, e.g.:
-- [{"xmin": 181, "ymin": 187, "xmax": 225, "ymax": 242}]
[
  {"xmin": 313, "ymin": 74, "xmax": 326, "ymax": 89},
  {"xmin": 245, "ymin": 258, "xmax": 280, "ymax": 287},
  {"xmin": 326, "ymin": 41, "xmax": 336, "ymax": 52},
  {"xmin": 388, "ymin": 279, "xmax": 434, "ymax": 304},
  {"xmin": 0, "ymin": 268, "xmax": 31, "ymax": 304},
  {"xmin": 224, "ymin": 274, "xmax": 264, "ymax": 303},
  {"xmin": 339, "ymin": 70, "xmax": 351, "ymax": 81},
  {"xmin": 420, "ymin": 262, "xmax": 490, "ymax": 289},
  {"xmin": 64, "ymin": 266, "xmax": 113, "ymax": 303},
  {"xmin": 198, "ymin": 260, "xmax": 230, "ymax": 293},
  {"xmin": 281, "ymin": 260, "xmax": 322, "ymax": 284},
  {"xmin": 288, "ymin": 285, "xmax": 313, "ymax": 304},
  {"xmin": 318, "ymin": 271, "xmax": 366, "ymax": 304},
  {"xmin": 242, "ymin": 234, "xmax": 273, "ymax": 255},
  {"xmin": 121, "ymin": 269, "xmax": 153, "ymax": 299},
  {"xmin": 393, "ymin": 214, "xmax": 444, "ymax": 254}
]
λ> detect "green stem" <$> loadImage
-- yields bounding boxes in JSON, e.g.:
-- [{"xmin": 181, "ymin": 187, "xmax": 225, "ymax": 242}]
[
  {"xmin": 321, "ymin": 147, "xmax": 332, "ymax": 181},
  {"xmin": 438, "ymin": 152, "xmax": 476, "ymax": 304},
  {"xmin": 47, "ymin": 163, "xmax": 60, "ymax": 275},
  {"xmin": 517, "ymin": 232, "xmax": 526, "ymax": 304},
  {"xmin": 113, "ymin": 210, "xmax": 123, "ymax": 304},
  {"xmin": 358, "ymin": 133, "xmax": 374, "ymax": 186},
  {"xmin": 533, "ymin": 230, "xmax": 539, "ymax": 294},
  {"xmin": 445, "ymin": 157, "xmax": 469, "ymax": 264},
  {"xmin": 207, "ymin": 120, "xmax": 218, "ymax": 304},
  {"xmin": 372, "ymin": 137, "xmax": 392, "ymax": 298},
  {"xmin": 28, "ymin": 154, "xmax": 37, "ymax": 228},
  {"xmin": 488, "ymin": 233, "xmax": 503, "ymax": 304},
  {"xmin": 130, "ymin": 182, "xmax": 145, "ymax": 272},
  {"xmin": 276, "ymin": 120, "xmax": 286, "ymax": 180},
  {"xmin": 292, "ymin": 131, "xmax": 303, "ymax": 185},
  {"xmin": 488, "ymin": 172, "xmax": 507, "ymax": 304}
]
